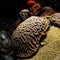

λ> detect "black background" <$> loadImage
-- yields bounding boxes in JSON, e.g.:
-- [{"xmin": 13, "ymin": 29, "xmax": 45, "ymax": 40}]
[
  {"xmin": 0, "ymin": 0, "xmax": 28, "ymax": 17},
  {"xmin": 0, "ymin": 0, "xmax": 60, "ymax": 17}
]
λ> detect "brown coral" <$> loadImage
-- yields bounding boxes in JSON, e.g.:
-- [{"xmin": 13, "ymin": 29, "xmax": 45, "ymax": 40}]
[
  {"xmin": 52, "ymin": 13, "xmax": 60, "ymax": 26},
  {"xmin": 11, "ymin": 16, "xmax": 50, "ymax": 58}
]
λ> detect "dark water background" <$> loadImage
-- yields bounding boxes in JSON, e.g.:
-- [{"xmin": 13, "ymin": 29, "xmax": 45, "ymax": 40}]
[{"xmin": 0, "ymin": 0, "xmax": 60, "ymax": 17}]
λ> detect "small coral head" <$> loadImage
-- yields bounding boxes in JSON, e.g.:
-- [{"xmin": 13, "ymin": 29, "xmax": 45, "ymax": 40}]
[{"xmin": 27, "ymin": 0, "xmax": 36, "ymax": 6}]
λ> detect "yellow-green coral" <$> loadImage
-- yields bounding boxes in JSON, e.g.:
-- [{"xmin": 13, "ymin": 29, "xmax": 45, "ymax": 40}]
[
  {"xmin": 54, "ymin": 55, "xmax": 60, "ymax": 60},
  {"xmin": 26, "ymin": 39, "xmax": 60, "ymax": 60},
  {"xmin": 24, "ymin": 26, "xmax": 60, "ymax": 60},
  {"xmin": 44, "ymin": 26, "xmax": 60, "ymax": 44}
]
